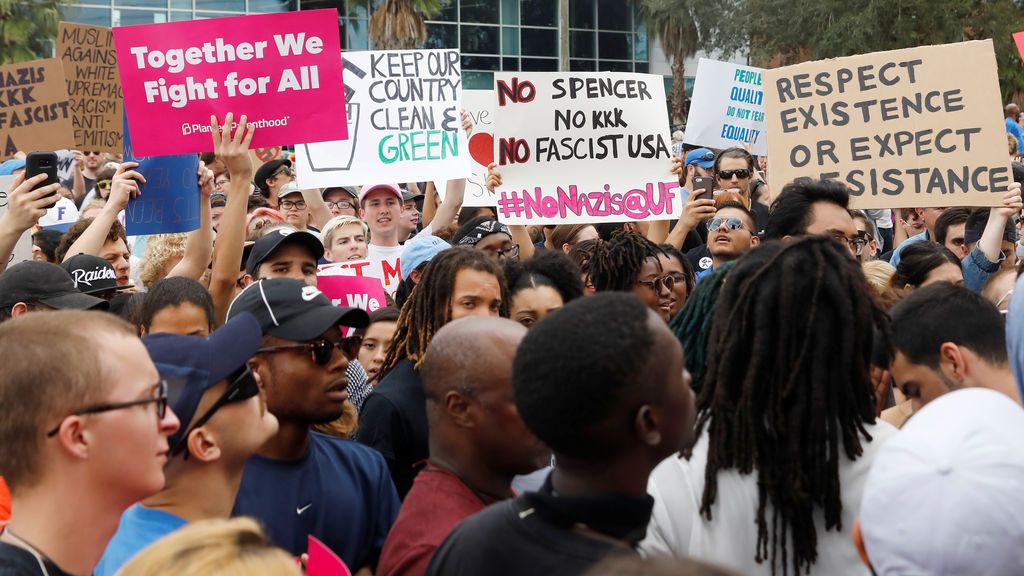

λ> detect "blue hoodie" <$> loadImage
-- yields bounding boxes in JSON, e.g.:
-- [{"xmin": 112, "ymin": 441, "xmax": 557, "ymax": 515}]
[{"xmin": 1006, "ymin": 273, "xmax": 1024, "ymax": 399}]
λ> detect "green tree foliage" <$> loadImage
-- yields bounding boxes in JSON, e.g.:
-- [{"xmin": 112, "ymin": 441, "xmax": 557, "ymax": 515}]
[{"xmin": 0, "ymin": 0, "xmax": 69, "ymax": 65}]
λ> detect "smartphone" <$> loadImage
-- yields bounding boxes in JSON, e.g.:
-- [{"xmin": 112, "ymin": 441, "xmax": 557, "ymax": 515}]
[
  {"xmin": 25, "ymin": 151, "xmax": 59, "ymax": 209},
  {"xmin": 693, "ymin": 176, "xmax": 714, "ymax": 197}
]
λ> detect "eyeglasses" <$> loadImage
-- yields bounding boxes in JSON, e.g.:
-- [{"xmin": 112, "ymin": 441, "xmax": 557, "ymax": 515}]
[
  {"xmin": 85, "ymin": 151, "xmax": 102, "ymax": 157},
  {"xmin": 326, "ymin": 200, "xmax": 355, "ymax": 210},
  {"xmin": 214, "ymin": 179, "xmax": 230, "ymax": 189},
  {"xmin": 272, "ymin": 166, "xmax": 294, "ymax": 179},
  {"xmin": 171, "ymin": 366, "xmax": 260, "ymax": 458},
  {"xmin": 257, "ymin": 337, "xmax": 363, "ymax": 366},
  {"xmin": 46, "ymin": 380, "xmax": 168, "ymax": 437},
  {"xmin": 280, "ymin": 200, "xmax": 307, "ymax": 210},
  {"xmin": 637, "ymin": 274, "xmax": 676, "ymax": 293},
  {"xmin": 707, "ymin": 217, "xmax": 746, "ymax": 232},
  {"xmin": 832, "ymin": 233, "xmax": 867, "ymax": 255},
  {"xmin": 665, "ymin": 271, "xmax": 689, "ymax": 286},
  {"xmin": 482, "ymin": 244, "xmax": 520, "ymax": 261},
  {"xmin": 717, "ymin": 169, "xmax": 751, "ymax": 180},
  {"xmin": 96, "ymin": 179, "xmax": 112, "ymax": 190}
]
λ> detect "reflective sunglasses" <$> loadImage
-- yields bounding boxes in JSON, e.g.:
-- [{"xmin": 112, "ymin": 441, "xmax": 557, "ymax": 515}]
[
  {"xmin": 171, "ymin": 366, "xmax": 260, "ymax": 457},
  {"xmin": 717, "ymin": 169, "xmax": 751, "ymax": 180},
  {"xmin": 257, "ymin": 336, "xmax": 363, "ymax": 366},
  {"xmin": 47, "ymin": 380, "xmax": 168, "ymax": 437},
  {"xmin": 688, "ymin": 151, "xmax": 715, "ymax": 165},
  {"xmin": 707, "ymin": 217, "xmax": 746, "ymax": 232},
  {"xmin": 637, "ymin": 274, "xmax": 676, "ymax": 293}
]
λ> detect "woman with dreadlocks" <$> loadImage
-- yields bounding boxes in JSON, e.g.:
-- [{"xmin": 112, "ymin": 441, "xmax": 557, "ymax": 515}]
[
  {"xmin": 589, "ymin": 231, "xmax": 676, "ymax": 322},
  {"xmin": 643, "ymin": 237, "xmax": 897, "ymax": 576},
  {"xmin": 356, "ymin": 247, "xmax": 509, "ymax": 498}
]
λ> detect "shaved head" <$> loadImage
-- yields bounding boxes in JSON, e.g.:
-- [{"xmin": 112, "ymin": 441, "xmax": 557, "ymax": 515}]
[
  {"xmin": 1007, "ymin": 103, "xmax": 1020, "ymax": 118},
  {"xmin": 422, "ymin": 316, "xmax": 527, "ymax": 402}
]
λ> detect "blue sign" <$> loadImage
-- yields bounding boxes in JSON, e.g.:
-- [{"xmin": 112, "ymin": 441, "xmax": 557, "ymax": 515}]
[{"xmin": 123, "ymin": 115, "xmax": 201, "ymax": 235}]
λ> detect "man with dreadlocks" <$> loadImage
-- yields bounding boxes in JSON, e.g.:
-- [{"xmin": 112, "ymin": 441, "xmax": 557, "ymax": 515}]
[
  {"xmin": 643, "ymin": 237, "xmax": 898, "ymax": 576},
  {"xmin": 356, "ymin": 247, "xmax": 508, "ymax": 498},
  {"xmin": 589, "ymin": 231, "xmax": 676, "ymax": 322}
]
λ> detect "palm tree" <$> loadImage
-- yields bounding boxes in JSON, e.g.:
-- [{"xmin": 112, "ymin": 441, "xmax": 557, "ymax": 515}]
[
  {"xmin": 369, "ymin": 0, "xmax": 445, "ymax": 50},
  {"xmin": 636, "ymin": 0, "xmax": 699, "ymax": 124},
  {"xmin": 0, "ymin": 0, "xmax": 69, "ymax": 64}
]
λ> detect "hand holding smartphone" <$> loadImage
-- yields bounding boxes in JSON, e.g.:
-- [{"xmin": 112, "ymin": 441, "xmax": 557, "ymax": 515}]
[
  {"xmin": 692, "ymin": 176, "xmax": 714, "ymax": 198},
  {"xmin": 25, "ymin": 151, "xmax": 59, "ymax": 209}
]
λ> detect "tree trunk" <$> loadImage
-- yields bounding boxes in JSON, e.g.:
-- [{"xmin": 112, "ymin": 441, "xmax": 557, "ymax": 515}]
[{"xmin": 671, "ymin": 46, "xmax": 686, "ymax": 124}]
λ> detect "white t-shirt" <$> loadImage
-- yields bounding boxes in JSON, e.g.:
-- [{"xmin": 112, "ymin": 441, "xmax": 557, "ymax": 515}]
[{"xmin": 642, "ymin": 420, "xmax": 898, "ymax": 576}]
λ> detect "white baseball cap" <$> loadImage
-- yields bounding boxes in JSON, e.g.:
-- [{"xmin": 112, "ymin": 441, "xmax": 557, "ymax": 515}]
[{"xmin": 859, "ymin": 388, "xmax": 1024, "ymax": 575}]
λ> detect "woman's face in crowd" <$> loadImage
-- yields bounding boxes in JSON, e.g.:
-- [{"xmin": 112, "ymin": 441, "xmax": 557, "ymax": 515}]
[
  {"xmin": 715, "ymin": 156, "xmax": 752, "ymax": 195},
  {"xmin": 657, "ymin": 254, "xmax": 689, "ymax": 317},
  {"xmin": 920, "ymin": 262, "xmax": 964, "ymax": 288},
  {"xmin": 449, "ymin": 268, "xmax": 503, "ymax": 321},
  {"xmin": 358, "ymin": 320, "xmax": 398, "ymax": 385},
  {"xmin": 632, "ymin": 257, "xmax": 676, "ymax": 323},
  {"xmin": 326, "ymin": 223, "xmax": 369, "ymax": 262},
  {"xmin": 510, "ymin": 285, "xmax": 564, "ymax": 328},
  {"xmin": 144, "ymin": 303, "xmax": 211, "ymax": 337},
  {"xmin": 474, "ymin": 233, "xmax": 517, "ymax": 265}
]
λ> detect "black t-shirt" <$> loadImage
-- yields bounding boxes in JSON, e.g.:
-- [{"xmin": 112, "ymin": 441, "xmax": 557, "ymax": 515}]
[
  {"xmin": 0, "ymin": 541, "xmax": 74, "ymax": 576},
  {"xmin": 355, "ymin": 358, "xmax": 427, "ymax": 499}
]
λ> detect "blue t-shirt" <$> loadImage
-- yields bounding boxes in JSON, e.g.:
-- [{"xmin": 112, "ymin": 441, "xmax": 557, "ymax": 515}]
[
  {"xmin": 94, "ymin": 505, "xmax": 187, "ymax": 576},
  {"xmin": 1007, "ymin": 117, "xmax": 1024, "ymax": 152},
  {"xmin": 232, "ymin": 432, "xmax": 400, "ymax": 570}
]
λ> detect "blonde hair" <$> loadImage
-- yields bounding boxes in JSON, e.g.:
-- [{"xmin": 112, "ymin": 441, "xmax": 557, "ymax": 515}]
[
  {"xmin": 78, "ymin": 198, "xmax": 107, "ymax": 219},
  {"xmin": 549, "ymin": 224, "xmax": 592, "ymax": 251},
  {"xmin": 312, "ymin": 401, "xmax": 358, "ymax": 439},
  {"xmin": 321, "ymin": 215, "xmax": 369, "ymax": 247},
  {"xmin": 139, "ymin": 234, "xmax": 188, "ymax": 288},
  {"xmin": 862, "ymin": 260, "xmax": 896, "ymax": 293},
  {"xmin": 118, "ymin": 518, "xmax": 301, "ymax": 576}
]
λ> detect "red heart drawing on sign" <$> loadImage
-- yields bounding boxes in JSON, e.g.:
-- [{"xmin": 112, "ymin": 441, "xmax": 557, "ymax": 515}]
[{"xmin": 469, "ymin": 133, "xmax": 494, "ymax": 167}]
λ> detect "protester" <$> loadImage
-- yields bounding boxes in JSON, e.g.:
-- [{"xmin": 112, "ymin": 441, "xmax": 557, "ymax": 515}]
[
  {"xmin": 0, "ymin": 173, "xmax": 66, "ymax": 274},
  {"xmin": 228, "ymin": 278, "xmax": 398, "ymax": 570},
  {"xmin": 1006, "ymin": 103, "xmax": 1024, "ymax": 153},
  {"xmin": 850, "ymin": 210, "xmax": 879, "ymax": 262},
  {"xmin": 253, "ymin": 158, "xmax": 294, "ymax": 208},
  {"xmin": 0, "ymin": 261, "xmax": 107, "ymax": 321},
  {"xmin": 31, "ymin": 230, "xmax": 62, "ymax": 263},
  {"xmin": 981, "ymin": 268, "xmax": 1015, "ymax": 313},
  {"xmin": 118, "ymin": 518, "xmax": 301, "ymax": 576},
  {"xmin": 0, "ymin": 311, "xmax": 180, "ymax": 576},
  {"xmin": 323, "ymin": 186, "xmax": 360, "ymax": 217},
  {"xmin": 358, "ymin": 307, "xmax": 401, "ymax": 386},
  {"xmin": 94, "ymin": 313, "xmax": 278, "ymax": 575},
  {"xmin": 504, "ymin": 250, "xmax": 585, "ymax": 328},
  {"xmin": 862, "ymin": 260, "xmax": 898, "ymax": 306},
  {"xmin": 699, "ymin": 199, "xmax": 760, "ymax": 280},
  {"xmin": 426, "ymin": 294, "xmax": 695, "ymax": 575},
  {"xmin": 451, "ymin": 217, "xmax": 519, "ymax": 265},
  {"xmin": 669, "ymin": 262, "xmax": 735, "ymax": 394},
  {"xmin": 137, "ymin": 233, "xmax": 187, "ymax": 288},
  {"xmin": 399, "ymin": 187, "xmax": 424, "ymax": 241},
  {"xmin": 61, "ymin": 254, "xmax": 131, "ymax": 301},
  {"xmin": 568, "ymin": 238, "xmax": 600, "ymax": 295},
  {"xmin": 276, "ymin": 180, "xmax": 331, "ymax": 232},
  {"xmin": 321, "ymin": 215, "xmax": 370, "ymax": 262},
  {"xmin": 393, "ymin": 235, "xmax": 451, "ymax": 309},
  {"xmin": 658, "ymin": 245, "xmax": 695, "ymax": 317},
  {"xmin": 933, "ymin": 207, "xmax": 971, "ymax": 260},
  {"xmin": 889, "ymin": 206, "xmax": 947, "ymax": 266},
  {"xmin": 645, "ymin": 237, "xmax": 896, "ymax": 576},
  {"xmin": 242, "ymin": 227, "xmax": 322, "ymax": 287},
  {"xmin": 377, "ymin": 317, "xmax": 547, "ymax": 576},
  {"xmin": 888, "ymin": 282, "xmax": 1018, "ymax": 409},
  {"xmin": 765, "ymin": 179, "xmax": 859, "ymax": 255},
  {"xmin": 358, "ymin": 248, "xmax": 507, "ymax": 498},
  {"xmin": 889, "ymin": 241, "xmax": 963, "ymax": 292},
  {"xmin": 139, "ymin": 277, "xmax": 215, "ymax": 337},
  {"xmin": 548, "ymin": 224, "xmax": 599, "ymax": 254},
  {"xmin": 589, "ymin": 231, "xmax": 676, "ymax": 322},
  {"xmin": 961, "ymin": 188, "xmax": 1023, "ymax": 291},
  {"xmin": 855, "ymin": 388, "xmax": 1024, "ymax": 576},
  {"xmin": 362, "ymin": 181, "xmax": 465, "ymax": 267},
  {"xmin": 713, "ymin": 147, "xmax": 769, "ymax": 231}
]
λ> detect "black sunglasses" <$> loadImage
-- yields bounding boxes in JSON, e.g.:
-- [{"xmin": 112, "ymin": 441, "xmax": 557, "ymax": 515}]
[
  {"xmin": 171, "ymin": 366, "xmax": 260, "ymax": 458},
  {"xmin": 717, "ymin": 169, "xmax": 752, "ymax": 180},
  {"xmin": 47, "ymin": 380, "xmax": 168, "ymax": 437},
  {"xmin": 257, "ymin": 336, "xmax": 362, "ymax": 366}
]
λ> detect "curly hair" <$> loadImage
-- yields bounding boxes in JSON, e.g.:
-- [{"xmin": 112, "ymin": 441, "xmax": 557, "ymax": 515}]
[
  {"xmin": 55, "ymin": 218, "xmax": 128, "ymax": 263},
  {"xmin": 504, "ymin": 250, "xmax": 585, "ymax": 306},
  {"xmin": 139, "ymin": 234, "xmax": 188, "ymax": 288}
]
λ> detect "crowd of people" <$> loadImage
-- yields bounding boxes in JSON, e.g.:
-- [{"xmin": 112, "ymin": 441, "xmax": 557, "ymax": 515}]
[{"xmin": 0, "ymin": 102, "xmax": 1023, "ymax": 576}]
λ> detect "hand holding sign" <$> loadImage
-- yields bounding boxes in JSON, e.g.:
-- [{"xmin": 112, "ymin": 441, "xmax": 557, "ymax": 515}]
[
  {"xmin": 108, "ymin": 161, "xmax": 145, "ymax": 213},
  {"xmin": 211, "ymin": 112, "xmax": 256, "ymax": 179}
]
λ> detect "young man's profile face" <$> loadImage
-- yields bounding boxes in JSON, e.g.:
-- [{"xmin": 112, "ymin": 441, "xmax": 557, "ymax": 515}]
[{"xmin": 360, "ymin": 190, "xmax": 403, "ymax": 237}]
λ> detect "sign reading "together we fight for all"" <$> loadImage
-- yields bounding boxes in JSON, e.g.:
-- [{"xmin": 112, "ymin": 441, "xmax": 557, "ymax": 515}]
[{"xmin": 112, "ymin": 9, "xmax": 347, "ymax": 156}]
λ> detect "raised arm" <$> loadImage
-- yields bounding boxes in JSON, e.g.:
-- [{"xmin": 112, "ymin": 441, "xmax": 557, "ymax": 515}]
[
  {"xmin": 61, "ymin": 162, "xmax": 143, "ymax": 262},
  {"xmin": 208, "ymin": 113, "xmax": 255, "ymax": 327},
  {"xmin": 166, "ymin": 162, "xmax": 216, "ymax": 281},
  {"xmin": 0, "ymin": 173, "xmax": 58, "ymax": 273},
  {"xmin": 302, "ymin": 187, "xmax": 332, "ymax": 230}
]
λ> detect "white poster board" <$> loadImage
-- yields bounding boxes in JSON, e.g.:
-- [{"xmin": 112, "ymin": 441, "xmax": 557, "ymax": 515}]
[
  {"xmin": 318, "ymin": 253, "xmax": 403, "ymax": 297},
  {"xmin": 684, "ymin": 58, "xmax": 767, "ymax": 155},
  {"xmin": 296, "ymin": 49, "xmax": 471, "ymax": 188},
  {"xmin": 491, "ymin": 72, "xmax": 679, "ymax": 225},
  {"xmin": 434, "ymin": 89, "xmax": 498, "ymax": 207}
]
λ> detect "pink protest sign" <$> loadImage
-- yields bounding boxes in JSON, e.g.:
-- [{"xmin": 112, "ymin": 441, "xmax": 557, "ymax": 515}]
[
  {"xmin": 316, "ymin": 274, "xmax": 388, "ymax": 312},
  {"xmin": 112, "ymin": 9, "xmax": 346, "ymax": 156},
  {"xmin": 306, "ymin": 536, "xmax": 352, "ymax": 576},
  {"xmin": 1015, "ymin": 31, "xmax": 1024, "ymax": 61}
]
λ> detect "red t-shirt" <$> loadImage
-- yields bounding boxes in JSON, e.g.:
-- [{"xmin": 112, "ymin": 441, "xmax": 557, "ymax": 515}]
[
  {"xmin": 0, "ymin": 476, "xmax": 10, "ymax": 525},
  {"xmin": 377, "ymin": 465, "xmax": 497, "ymax": 576}
]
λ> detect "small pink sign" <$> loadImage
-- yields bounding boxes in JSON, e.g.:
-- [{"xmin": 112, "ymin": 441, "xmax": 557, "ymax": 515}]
[
  {"xmin": 317, "ymin": 274, "xmax": 388, "ymax": 313},
  {"xmin": 113, "ymin": 9, "xmax": 346, "ymax": 156},
  {"xmin": 306, "ymin": 536, "xmax": 352, "ymax": 576}
]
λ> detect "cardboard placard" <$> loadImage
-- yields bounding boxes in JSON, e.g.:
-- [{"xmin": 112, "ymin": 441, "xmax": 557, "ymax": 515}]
[
  {"xmin": 113, "ymin": 9, "xmax": 346, "ymax": 156},
  {"xmin": 295, "ymin": 49, "xmax": 471, "ymax": 188},
  {"xmin": 316, "ymin": 274, "xmax": 387, "ymax": 312},
  {"xmin": 57, "ymin": 22, "xmax": 123, "ymax": 154},
  {"xmin": 491, "ymin": 72, "xmax": 679, "ymax": 224},
  {"xmin": 0, "ymin": 176, "xmax": 32, "ymax": 265},
  {"xmin": 764, "ymin": 40, "xmax": 1010, "ymax": 209},
  {"xmin": 685, "ymin": 58, "xmax": 767, "ymax": 155},
  {"xmin": 123, "ymin": 118, "xmax": 201, "ymax": 235},
  {"xmin": 0, "ymin": 59, "xmax": 75, "ymax": 160}
]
